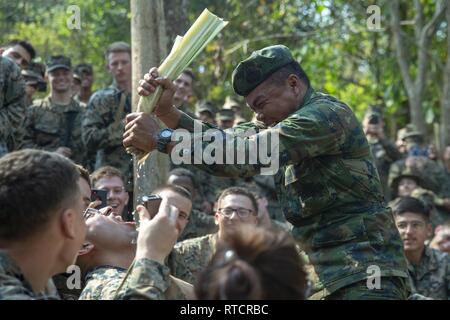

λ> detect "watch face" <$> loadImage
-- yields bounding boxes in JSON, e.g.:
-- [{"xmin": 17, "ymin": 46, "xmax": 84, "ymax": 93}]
[{"xmin": 161, "ymin": 130, "xmax": 172, "ymax": 138}]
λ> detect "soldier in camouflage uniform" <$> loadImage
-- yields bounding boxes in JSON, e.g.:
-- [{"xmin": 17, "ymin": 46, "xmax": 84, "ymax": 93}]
[
  {"xmin": 0, "ymin": 56, "xmax": 26, "ymax": 157},
  {"xmin": 22, "ymin": 62, "xmax": 46, "ymax": 107},
  {"xmin": 73, "ymin": 63, "xmax": 94, "ymax": 104},
  {"xmin": 389, "ymin": 127, "xmax": 450, "ymax": 199},
  {"xmin": 78, "ymin": 184, "xmax": 194, "ymax": 299},
  {"xmin": 393, "ymin": 197, "xmax": 450, "ymax": 300},
  {"xmin": 362, "ymin": 107, "xmax": 403, "ymax": 201},
  {"xmin": 166, "ymin": 168, "xmax": 218, "ymax": 241},
  {"xmin": 126, "ymin": 44, "xmax": 410, "ymax": 299},
  {"xmin": 22, "ymin": 56, "xmax": 87, "ymax": 166},
  {"xmin": 389, "ymin": 170, "xmax": 450, "ymax": 228},
  {"xmin": 82, "ymin": 42, "xmax": 133, "ymax": 187},
  {"xmin": 168, "ymin": 187, "xmax": 260, "ymax": 285},
  {"xmin": 196, "ymin": 100, "xmax": 217, "ymax": 126}
]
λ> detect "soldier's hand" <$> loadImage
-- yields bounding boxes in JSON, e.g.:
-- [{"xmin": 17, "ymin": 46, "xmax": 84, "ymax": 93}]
[
  {"xmin": 123, "ymin": 112, "xmax": 159, "ymax": 153},
  {"xmin": 55, "ymin": 147, "xmax": 72, "ymax": 158},
  {"xmin": 135, "ymin": 199, "xmax": 179, "ymax": 264},
  {"xmin": 138, "ymin": 68, "xmax": 177, "ymax": 117}
]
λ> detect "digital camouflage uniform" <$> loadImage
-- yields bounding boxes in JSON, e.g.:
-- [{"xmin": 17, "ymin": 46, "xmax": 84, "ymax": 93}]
[
  {"xmin": 0, "ymin": 56, "xmax": 26, "ymax": 157},
  {"xmin": 167, "ymin": 45, "xmax": 409, "ymax": 299},
  {"xmin": 169, "ymin": 233, "xmax": 217, "ymax": 285},
  {"xmin": 22, "ymin": 96, "xmax": 87, "ymax": 166},
  {"xmin": 82, "ymin": 83, "xmax": 133, "ymax": 190},
  {"xmin": 0, "ymin": 251, "xmax": 59, "ymax": 300},
  {"xmin": 407, "ymin": 246, "xmax": 450, "ymax": 300},
  {"xmin": 178, "ymin": 208, "xmax": 218, "ymax": 242},
  {"xmin": 79, "ymin": 264, "xmax": 194, "ymax": 300}
]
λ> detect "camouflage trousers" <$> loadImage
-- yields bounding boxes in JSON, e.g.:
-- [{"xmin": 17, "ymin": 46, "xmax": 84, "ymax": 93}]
[{"xmin": 325, "ymin": 277, "xmax": 410, "ymax": 300}]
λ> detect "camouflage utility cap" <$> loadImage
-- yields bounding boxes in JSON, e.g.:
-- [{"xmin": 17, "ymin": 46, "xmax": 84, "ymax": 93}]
[
  {"xmin": 232, "ymin": 45, "xmax": 295, "ymax": 96},
  {"xmin": 47, "ymin": 55, "xmax": 72, "ymax": 73}
]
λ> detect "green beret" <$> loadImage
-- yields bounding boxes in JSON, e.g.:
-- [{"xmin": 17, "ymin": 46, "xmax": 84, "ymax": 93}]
[{"xmin": 232, "ymin": 45, "xmax": 295, "ymax": 96}]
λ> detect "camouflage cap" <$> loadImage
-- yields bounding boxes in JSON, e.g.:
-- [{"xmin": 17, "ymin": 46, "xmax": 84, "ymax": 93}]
[
  {"xmin": 74, "ymin": 63, "xmax": 93, "ymax": 75},
  {"xmin": 46, "ymin": 55, "xmax": 72, "ymax": 73},
  {"xmin": 401, "ymin": 124, "xmax": 423, "ymax": 141},
  {"xmin": 196, "ymin": 100, "xmax": 216, "ymax": 116},
  {"xmin": 391, "ymin": 168, "xmax": 422, "ymax": 191},
  {"xmin": 232, "ymin": 45, "xmax": 295, "ymax": 96},
  {"xmin": 223, "ymin": 96, "xmax": 241, "ymax": 110},
  {"xmin": 217, "ymin": 109, "xmax": 235, "ymax": 121}
]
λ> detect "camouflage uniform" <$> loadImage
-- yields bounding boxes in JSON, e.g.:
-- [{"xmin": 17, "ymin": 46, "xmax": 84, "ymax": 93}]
[
  {"xmin": 0, "ymin": 56, "xmax": 26, "ymax": 157},
  {"xmin": 166, "ymin": 45, "xmax": 409, "ymax": 299},
  {"xmin": 367, "ymin": 136, "xmax": 403, "ymax": 201},
  {"xmin": 82, "ymin": 83, "xmax": 133, "ymax": 190},
  {"xmin": 169, "ymin": 233, "xmax": 217, "ymax": 285},
  {"xmin": 22, "ymin": 96, "xmax": 87, "ymax": 166},
  {"xmin": 389, "ymin": 157, "xmax": 450, "ymax": 199},
  {"xmin": 79, "ymin": 263, "xmax": 193, "ymax": 300},
  {"xmin": 178, "ymin": 209, "xmax": 218, "ymax": 242},
  {"xmin": 407, "ymin": 246, "xmax": 450, "ymax": 300},
  {"xmin": 0, "ymin": 251, "xmax": 58, "ymax": 300}
]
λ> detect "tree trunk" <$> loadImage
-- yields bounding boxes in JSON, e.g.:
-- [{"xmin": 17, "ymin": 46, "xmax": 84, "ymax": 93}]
[
  {"xmin": 163, "ymin": 0, "xmax": 190, "ymax": 52},
  {"xmin": 389, "ymin": 0, "xmax": 446, "ymax": 137},
  {"xmin": 441, "ymin": 3, "xmax": 450, "ymax": 150},
  {"xmin": 130, "ymin": 0, "xmax": 170, "ymax": 207}
]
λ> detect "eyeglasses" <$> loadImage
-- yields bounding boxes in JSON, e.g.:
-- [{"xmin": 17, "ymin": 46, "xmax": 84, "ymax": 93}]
[
  {"xmin": 99, "ymin": 187, "xmax": 125, "ymax": 195},
  {"xmin": 218, "ymin": 207, "xmax": 254, "ymax": 218}
]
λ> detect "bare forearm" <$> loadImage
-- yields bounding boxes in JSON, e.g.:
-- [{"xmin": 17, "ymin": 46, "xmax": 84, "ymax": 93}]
[{"xmin": 157, "ymin": 106, "xmax": 182, "ymax": 129}]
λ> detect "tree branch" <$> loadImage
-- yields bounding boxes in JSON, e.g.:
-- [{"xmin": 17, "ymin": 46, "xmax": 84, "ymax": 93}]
[
  {"xmin": 413, "ymin": 0, "xmax": 424, "ymax": 43},
  {"xmin": 416, "ymin": 0, "xmax": 447, "ymax": 94},
  {"xmin": 389, "ymin": 0, "xmax": 414, "ymax": 96}
]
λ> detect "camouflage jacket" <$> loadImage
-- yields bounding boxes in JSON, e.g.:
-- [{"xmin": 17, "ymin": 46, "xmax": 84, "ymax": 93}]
[
  {"xmin": 0, "ymin": 56, "xmax": 26, "ymax": 156},
  {"xmin": 22, "ymin": 96, "xmax": 87, "ymax": 166},
  {"xmin": 178, "ymin": 209, "xmax": 218, "ymax": 242},
  {"xmin": 82, "ymin": 83, "xmax": 133, "ymax": 190},
  {"xmin": 79, "ymin": 261, "xmax": 193, "ymax": 300},
  {"xmin": 169, "ymin": 233, "xmax": 217, "ymax": 285},
  {"xmin": 407, "ymin": 246, "xmax": 450, "ymax": 300},
  {"xmin": 0, "ymin": 251, "xmax": 59, "ymax": 300},
  {"xmin": 367, "ymin": 137, "xmax": 403, "ymax": 201},
  {"xmin": 173, "ymin": 87, "xmax": 409, "ymax": 296}
]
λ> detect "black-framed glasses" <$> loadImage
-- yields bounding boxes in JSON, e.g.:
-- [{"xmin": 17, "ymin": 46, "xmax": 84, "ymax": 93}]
[{"xmin": 218, "ymin": 207, "xmax": 254, "ymax": 218}]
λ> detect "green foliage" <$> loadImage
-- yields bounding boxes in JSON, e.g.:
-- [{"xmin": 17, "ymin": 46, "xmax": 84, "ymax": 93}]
[{"xmin": 0, "ymin": 0, "xmax": 448, "ymax": 136}]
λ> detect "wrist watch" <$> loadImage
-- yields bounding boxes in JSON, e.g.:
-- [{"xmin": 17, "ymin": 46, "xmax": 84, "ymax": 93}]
[{"xmin": 156, "ymin": 128, "xmax": 174, "ymax": 153}]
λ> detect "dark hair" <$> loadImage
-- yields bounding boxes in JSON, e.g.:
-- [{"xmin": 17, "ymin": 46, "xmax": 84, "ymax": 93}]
[
  {"xmin": 269, "ymin": 61, "xmax": 310, "ymax": 88},
  {"xmin": 195, "ymin": 225, "xmax": 307, "ymax": 300},
  {"xmin": 0, "ymin": 149, "xmax": 80, "ymax": 240},
  {"xmin": 217, "ymin": 187, "xmax": 258, "ymax": 215},
  {"xmin": 392, "ymin": 196, "xmax": 430, "ymax": 221},
  {"xmin": 168, "ymin": 168, "xmax": 197, "ymax": 188},
  {"xmin": 7, "ymin": 39, "xmax": 36, "ymax": 60},
  {"xmin": 91, "ymin": 166, "xmax": 125, "ymax": 187},
  {"xmin": 154, "ymin": 184, "xmax": 193, "ymax": 201},
  {"xmin": 181, "ymin": 68, "xmax": 196, "ymax": 82},
  {"xmin": 76, "ymin": 164, "xmax": 91, "ymax": 188}
]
